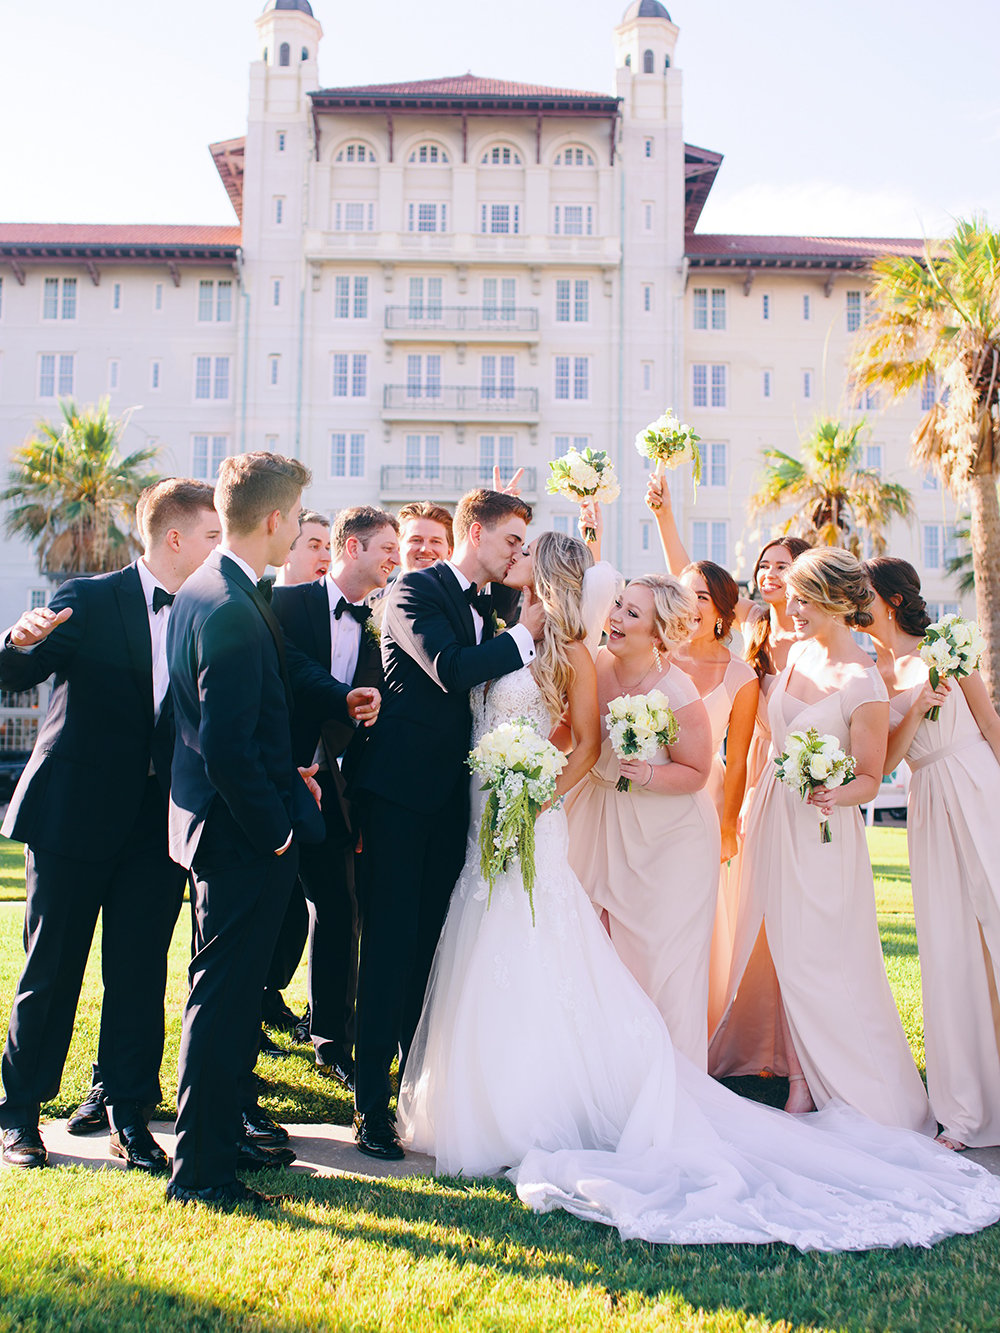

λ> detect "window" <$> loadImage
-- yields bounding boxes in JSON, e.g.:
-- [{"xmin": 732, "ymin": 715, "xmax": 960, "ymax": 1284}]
[
  {"xmin": 407, "ymin": 277, "xmax": 443, "ymax": 322},
  {"xmin": 334, "ymin": 274, "xmax": 369, "ymax": 319},
  {"xmin": 408, "ymin": 143, "xmax": 449, "ymax": 164},
  {"xmin": 198, "ymin": 279, "xmax": 232, "ymax": 322},
  {"xmin": 553, "ymin": 204, "xmax": 594, "ymax": 236},
  {"xmin": 274, "ymin": 197, "xmax": 285, "ymax": 225},
  {"xmin": 923, "ymin": 470, "xmax": 939, "ymax": 491},
  {"xmin": 692, "ymin": 288, "xmax": 707, "ymax": 330},
  {"xmin": 332, "ymin": 352, "xmax": 367, "ymax": 398},
  {"xmin": 922, "ymin": 523, "xmax": 960, "ymax": 570},
  {"xmin": 194, "ymin": 355, "xmax": 230, "ymax": 401},
  {"xmin": 803, "ymin": 293, "xmax": 811, "ymax": 321},
  {"xmin": 406, "ymin": 202, "xmax": 448, "ymax": 233},
  {"xmin": 554, "ymin": 356, "xmax": 589, "ymax": 401},
  {"xmin": 108, "ymin": 359, "xmax": 120, "ymax": 391},
  {"xmin": 552, "ymin": 515, "xmax": 571, "ymax": 535},
  {"xmin": 268, "ymin": 355, "xmax": 280, "ymax": 387},
  {"xmin": 192, "ymin": 435, "xmax": 228, "ymax": 480},
  {"xmin": 711, "ymin": 288, "xmax": 726, "ymax": 330},
  {"xmin": 112, "ymin": 282, "xmax": 121, "ymax": 312},
  {"xmin": 803, "ymin": 370, "xmax": 812, "ymax": 400},
  {"xmin": 693, "ymin": 287, "xmax": 726, "ymax": 330},
  {"xmin": 39, "ymin": 354, "xmax": 74, "ymax": 397},
  {"xmin": 762, "ymin": 292, "xmax": 770, "ymax": 321},
  {"xmin": 43, "ymin": 277, "xmax": 76, "ymax": 320},
  {"xmin": 711, "ymin": 364, "xmax": 727, "ymax": 408},
  {"xmin": 150, "ymin": 360, "xmax": 161, "ymax": 390},
  {"xmin": 481, "ymin": 144, "xmax": 522, "ymax": 166},
  {"xmin": 481, "ymin": 355, "xmax": 516, "ymax": 400},
  {"xmin": 405, "ymin": 353, "xmax": 441, "ymax": 399},
  {"xmin": 335, "ymin": 142, "xmax": 376, "ymax": 164},
  {"xmin": 272, "ymin": 279, "xmax": 281, "ymax": 308},
  {"xmin": 641, "ymin": 521, "xmax": 651, "ymax": 551},
  {"xmin": 554, "ymin": 146, "xmax": 595, "ymax": 167},
  {"xmin": 846, "ymin": 290, "xmax": 862, "ymax": 333},
  {"xmin": 480, "ymin": 203, "xmax": 521, "ymax": 235},
  {"xmin": 642, "ymin": 48, "xmax": 654, "ymax": 73},
  {"xmin": 692, "ymin": 520, "xmax": 728, "ymax": 566},
  {"xmin": 277, "ymin": 131, "xmax": 286, "ymax": 152},
  {"xmin": 29, "ymin": 589, "xmax": 47, "ymax": 610},
  {"xmin": 642, "ymin": 361, "xmax": 653, "ymax": 392},
  {"xmin": 861, "ymin": 387, "xmax": 879, "ymax": 410},
  {"xmin": 926, "ymin": 600, "xmax": 961, "ymax": 623},
  {"xmin": 642, "ymin": 283, "xmax": 653, "ymax": 313},
  {"xmin": 479, "ymin": 434, "xmax": 515, "ymax": 483},
  {"xmin": 279, "ymin": 42, "xmax": 290, "ymax": 66},
  {"xmin": 331, "ymin": 432, "xmax": 366, "ymax": 478},
  {"xmin": 763, "ymin": 369, "xmax": 772, "ymax": 399},
  {"xmin": 554, "ymin": 434, "xmax": 590, "ymax": 452},
  {"xmin": 644, "ymin": 138, "xmax": 653, "ymax": 159},
  {"xmin": 555, "ymin": 279, "xmax": 588, "ymax": 322},
  {"xmin": 482, "ymin": 277, "xmax": 516, "ymax": 320},
  {"xmin": 865, "ymin": 444, "xmax": 883, "ymax": 475},
  {"xmin": 691, "ymin": 363, "xmax": 727, "ymax": 408},
  {"xmin": 643, "ymin": 202, "xmax": 654, "ymax": 231},
  {"xmin": 154, "ymin": 282, "xmax": 163, "ymax": 312},
  {"xmin": 333, "ymin": 202, "xmax": 375, "ymax": 231},
  {"xmin": 403, "ymin": 434, "xmax": 440, "ymax": 482},
  {"xmin": 705, "ymin": 442, "xmax": 727, "ymax": 487},
  {"xmin": 921, "ymin": 373, "xmax": 937, "ymax": 412}
]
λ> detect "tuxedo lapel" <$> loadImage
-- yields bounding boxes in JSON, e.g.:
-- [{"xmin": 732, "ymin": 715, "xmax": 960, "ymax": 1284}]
[
  {"xmin": 115, "ymin": 564, "xmax": 154, "ymax": 723},
  {"xmin": 437, "ymin": 564, "xmax": 476, "ymax": 645},
  {"xmin": 219, "ymin": 555, "xmax": 294, "ymax": 709},
  {"xmin": 308, "ymin": 580, "xmax": 333, "ymax": 668}
]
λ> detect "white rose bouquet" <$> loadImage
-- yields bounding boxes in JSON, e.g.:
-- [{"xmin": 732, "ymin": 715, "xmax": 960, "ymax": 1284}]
[
  {"xmin": 635, "ymin": 410, "xmax": 703, "ymax": 497},
  {"xmin": 546, "ymin": 446, "xmax": 620, "ymax": 542},
  {"xmin": 918, "ymin": 614, "xmax": 985, "ymax": 721},
  {"xmin": 469, "ymin": 719, "xmax": 568, "ymax": 923},
  {"xmin": 606, "ymin": 689, "xmax": 679, "ymax": 793},
  {"xmin": 774, "ymin": 727, "xmax": 856, "ymax": 844}
]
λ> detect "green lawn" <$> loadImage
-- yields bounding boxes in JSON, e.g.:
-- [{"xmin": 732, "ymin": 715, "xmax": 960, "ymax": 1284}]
[{"xmin": 1, "ymin": 826, "xmax": 999, "ymax": 1333}]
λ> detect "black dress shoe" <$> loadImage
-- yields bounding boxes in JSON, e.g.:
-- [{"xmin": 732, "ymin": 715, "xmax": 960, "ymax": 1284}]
[
  {"xmin": 2, "ymin": 1126, "xmax": 47, "ymax": 1169},
  {"xmin": 354, "ymin": 1111, "xmax": 404, "ymax": 1161},
  {"xmin": 236, "ymin": 1138, "xmax": 296, "ymax": 1173},
  {"xmin": 258, "ymin": 1027, "xmax": 292, "ymax": 1059},
  {"xmin": 292, "ymin": 1006, "xmax": 311, "ymax": 1045},
  {"xmin": 315, "ymin": 1055, "xmax": 355, "ymax": 1092},
  {"xmin": 241, "ymin": 1105, "xmax": 290, "ymax": 1147},
  {"xmin": 166, "ymin": 1180, "xmax": 271, "ymax": 1210},
  {"xmin": 66, "ymin": 1068, "xmax": 109, "ymax": 1136},
  {"xmin": 261, "ymin": 989, "xmax": 300, "ymax": 1033},
  {"xmin": 109, "ymin": 1123, "xmax": 169, "ymax": 1174}
]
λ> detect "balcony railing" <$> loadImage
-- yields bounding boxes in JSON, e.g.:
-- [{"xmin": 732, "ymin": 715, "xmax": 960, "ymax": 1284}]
[
  {"xmin": 382, "ymin": 385, "xmax": 539, "ymax": 415},
  {"xmin": 384, "ymin": 305, "xmax": 539, "ymax": 333},
  {"xmin": 379, "ymin": 465, "xmax": 538, "ymax": 501}
]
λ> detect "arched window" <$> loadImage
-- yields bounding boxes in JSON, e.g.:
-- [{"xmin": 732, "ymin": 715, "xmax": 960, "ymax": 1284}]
[
  {"xmin": 664, "ymin": 54, "xmax": 671, "ymax": 69},
  {"xmin": 624, "ymin": 53, "xmax": 631, "ymax": 68},
  {"xmin": 263, "ymin": 47, "xmax": 269, "ymax": 64},
  {"xmin": 335, "ymin": 142, "xmax": 377, "ymax": 164},
  {"xmin": 554, "ymin": 145, "xmax": 595, "ymax": 168},
  {"xmin": 642, "ymin": 48, "xmax": 654, "ymax": 73},
  {"xmin": 408, "ymin": 143, "xmax": 450, "ymax": 165},
  {"xmin": 279, "ymin": 42, "xmax": 290, "ymax": 67},
  {"xmin": 480, "ymin": 144, "xmax": 522, "ymax": 167},
  {"xmin": 301, "ymin": 47, "xmax": 309, "ymax": 61}
]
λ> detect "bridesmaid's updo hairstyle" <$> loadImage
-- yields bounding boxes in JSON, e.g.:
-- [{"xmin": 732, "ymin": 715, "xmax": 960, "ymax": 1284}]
[
  {"xmin": 785, "ymin": 547, "xmax": 875, "ymax": 630},
  {"xmin": 681, "ymin": 560, "xmax": 739, "ymax": 640},
  {"xmin": 532, "ymin": 530, "xmax": 594, "ymax": 722},
  {"xmin": 862, "ymin": 557, "xmax": 931, "ymax": 637},
  {"xmin": 751, "ymin": 535, "xmax": 812, "ymax": 593},
  {"xmin": 628, "ymin": 573, "xmax": 699, "ymax": 649}
]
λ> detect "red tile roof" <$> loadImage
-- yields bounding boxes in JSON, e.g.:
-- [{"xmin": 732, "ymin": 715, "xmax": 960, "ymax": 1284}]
[
  {"xmin": 314, "ymin": 73, "xmax": 616, "ymax": 102},
  {"xmin": 685, "ymin": 233, "xmax": 933, "ymax": 262},
  {"xmin": 0, "ymin": 223, "xmax": 241, "ymax": 248}
]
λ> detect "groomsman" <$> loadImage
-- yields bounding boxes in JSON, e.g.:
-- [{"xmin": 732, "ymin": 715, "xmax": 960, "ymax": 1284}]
[
  {"xmin": 165, "ymin": 452, "xmax": 379, "ymax": 1207},
  {"xmin": 276, "ymin": 508, "xmax": 332, "ymax": 588},
  {"xmin": 352, "ymin": 489, "xmax": 541, "ymax": 1159},
  {"xmin": 273, "ymin": 506, "xmax": 399, "ymax": 1088},
  {"xmin": 0, "ymin": 480, "xmax": 220, "ymax": 1171}
]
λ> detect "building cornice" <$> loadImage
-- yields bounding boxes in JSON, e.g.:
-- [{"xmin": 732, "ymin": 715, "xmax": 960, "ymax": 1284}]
[{"xmin": 0, "ymin": 225, "xmax": 241, "ymax": 284}]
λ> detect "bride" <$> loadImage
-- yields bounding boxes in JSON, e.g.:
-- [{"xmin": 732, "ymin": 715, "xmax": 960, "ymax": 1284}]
[{"xmin": 398, "ymin": 531, "xmax": 1000, "ymax": 1250}]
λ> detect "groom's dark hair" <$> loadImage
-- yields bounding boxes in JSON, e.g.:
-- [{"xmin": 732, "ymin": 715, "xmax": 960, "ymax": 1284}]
[{"xmin": 453, "ymin": 489, "xmax": 532, "ymax": 543}]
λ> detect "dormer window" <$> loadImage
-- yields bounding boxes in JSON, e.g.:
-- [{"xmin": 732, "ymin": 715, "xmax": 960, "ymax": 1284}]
[
  {"xmin": 643, "ymin": 49, "xmax": 654, "ymax": 73},
  {"xmin": 279, "ymin": 42, "xmax": 290, "ymax": 66},
  {"xmin": 481, "ymin": 144, "xmax": 522, "ymax": 167},
  {"xmin": 408, "ymin": 143, "xmax": 449, "ymax": 165},
  {"xmin": 335, "ymin": 142, "xmax": 376, "ymax": 164}
]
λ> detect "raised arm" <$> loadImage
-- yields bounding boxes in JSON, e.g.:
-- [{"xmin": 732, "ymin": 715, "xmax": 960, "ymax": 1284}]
[
  {"xmin": 0, "ymin": 586, "xmax": 83, "ymax": 691},
  {"xmin": 644, "ymin": 472, "xmax": 690, "ymax": 575}
]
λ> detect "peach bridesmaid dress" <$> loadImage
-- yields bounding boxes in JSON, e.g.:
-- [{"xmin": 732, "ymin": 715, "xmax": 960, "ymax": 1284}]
[
  {"xmin": 712, "ymin": 662, "xmax": 934, "ymax": 1133},
  {"xmin": 565, "ymin": 662, "xmax": 720, "ymax": 1070},
  {"xmin": 890, "ymin": 681, "xmax": 1000, "ymax": 1146}
]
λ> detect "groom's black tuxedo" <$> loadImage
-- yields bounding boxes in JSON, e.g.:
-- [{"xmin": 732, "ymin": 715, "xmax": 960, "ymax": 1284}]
[
  {"xmin": 167, "ymin": 549, "xmax": 352, "ymax": 1191},
  {"xmin": 272, "ymin": 578, "xmax": 384, "ymax": 1068},
  {"xmin": 352, "ymin": 562, "xmax": 526, "ymax": 1117},
  {"xmin": 0, "ymin": 564, "xmax": 186, "ymax": 1132}
]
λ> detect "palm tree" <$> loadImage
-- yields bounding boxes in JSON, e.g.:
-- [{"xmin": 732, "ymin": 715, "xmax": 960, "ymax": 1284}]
[
  {"xmin": 852, "ymin": 216, "xmax": 1000, "ymax": 703},
  {"xmin": 3, "ymin": 398, "xmax": 159, "ymax": 580},
  {"xmin": 748, "ymin": 418, "xmax": 914, "ymax": 556}
]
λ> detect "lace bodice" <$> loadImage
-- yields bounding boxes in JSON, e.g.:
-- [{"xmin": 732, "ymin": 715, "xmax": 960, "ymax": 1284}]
[{"xmin": 472, "ymin": 666, "xmax": 551, "ymax": 745}]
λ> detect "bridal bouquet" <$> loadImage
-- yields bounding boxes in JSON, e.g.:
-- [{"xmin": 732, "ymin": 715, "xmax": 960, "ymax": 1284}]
[
  {"xmin": 774, "ymin": 727, "xmax": 856, "ymax": 844},
  {"xmin": 469, "ymin": 719, "xmax": 567, "ymax": 924},
  {"xmin": 635, "ymin": 410, "xmax": 703, "ymax": 494},
  {"xmin": 606, "ymin": 690, "xmax": 679, "ymax": 792},
  {"xmin": 918, "ymin": 613, "xmax": 985, "ymax": 720},
  {"xmin": 546, "ymin": 446, "xmax": 620, "ymax": 542}
]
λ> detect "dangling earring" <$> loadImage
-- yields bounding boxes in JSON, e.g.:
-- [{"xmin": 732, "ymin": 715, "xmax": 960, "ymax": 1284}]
[
  {"xmin": 715, "ymin": 618, "xmax": 724, "ymax": 638},
  {"xmin": 652, "ymin": 642, "xmax": 662, "ymax": 672},
  {"xmin": 888, "ymin": 610, "xmax": 894, "ymax": 621}
]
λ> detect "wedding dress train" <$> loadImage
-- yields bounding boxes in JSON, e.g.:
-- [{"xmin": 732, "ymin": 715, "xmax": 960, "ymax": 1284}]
[{"xmin": 397, "ymin": 667, "xmax": 1000, "ymax": 1251}]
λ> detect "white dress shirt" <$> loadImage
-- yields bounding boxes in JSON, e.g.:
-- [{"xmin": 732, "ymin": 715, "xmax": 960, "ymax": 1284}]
[
  {"xmin": 444, "ymin": 562, "xmax": 534, "ymax": 664},
  {"xmin": 136, "ymin": 558, "xmax": 172, "ymax": 723},
  {"xmin": 326, "ymin": 574, "xmax": 363, "ymax": 686}
]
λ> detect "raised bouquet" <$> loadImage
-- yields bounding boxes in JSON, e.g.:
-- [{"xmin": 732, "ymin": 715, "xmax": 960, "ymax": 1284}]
[
  {"xmin": 606, "ymin": 689, "xmax": 679, "ymax": 793},
  {"xmin": 774, "ymin": 727, "xmax": 856, "ymax": 844},
  {"xmin": 635, "ymin": 410, "xmax": 703, "ymax": 499},
  {"xmin": 546, "ymin": 446, "xmax": 620, "ymax": 542},
  {"xmin": 468, "ymin": 719, "xmax": 568, "ymax": 924},
  {"xmin": 918, "ymin": 614, "xmax": 985, "ymax": 721}
]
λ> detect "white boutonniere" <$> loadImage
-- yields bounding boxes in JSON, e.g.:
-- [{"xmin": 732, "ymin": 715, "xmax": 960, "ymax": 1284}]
[{"xmin": 492, "ymin": 612, "xmax": 507, "ymax": 635}]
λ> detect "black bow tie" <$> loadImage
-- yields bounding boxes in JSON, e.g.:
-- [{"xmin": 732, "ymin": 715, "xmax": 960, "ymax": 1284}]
[
  {"xmin": 152, "ymin": 587, "xmax": 175, "ymax": 615},
  {"xmin": 256, "ymin": 577, "xmax": 274, "ymax": 604},
  {"xmin": 463, "ymin": 584, "xmax": 493, "ymax": 617},
  {"xmin": 334, "ymin": 597, "xmax": 372, "ymax": 625}
]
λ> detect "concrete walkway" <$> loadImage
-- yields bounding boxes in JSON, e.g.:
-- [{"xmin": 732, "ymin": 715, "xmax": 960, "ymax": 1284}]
[{"xmin": 34, "ymin": 1118, "xmax": 1000, "ymax": 1180}]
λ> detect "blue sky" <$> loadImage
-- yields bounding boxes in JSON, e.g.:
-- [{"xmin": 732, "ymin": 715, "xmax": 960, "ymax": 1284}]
[{"xmin": 1, "ymin": 0, "xmax": 995, "ymax": 237}]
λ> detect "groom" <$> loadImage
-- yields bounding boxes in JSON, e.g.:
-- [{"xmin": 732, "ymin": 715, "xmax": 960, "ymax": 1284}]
[{"xmin": 352, "ymin": 489, "xmax": 541, "ymax": 1158}]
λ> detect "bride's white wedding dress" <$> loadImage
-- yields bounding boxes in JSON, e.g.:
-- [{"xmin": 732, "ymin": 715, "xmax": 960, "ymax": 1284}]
[{"xmin": 398, "ymin": 667, "xmax": 1000, "ymax": 1250}]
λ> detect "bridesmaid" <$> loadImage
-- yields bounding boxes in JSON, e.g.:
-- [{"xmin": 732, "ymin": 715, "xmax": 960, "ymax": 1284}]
[
  {"xmin": 564, "ymin": 574, "xmax": 720, "ymax": 1070},
  {"xmin": 865, "ymin": 556, "xmax": 1000, "ymax": 1150},
  {"xmin": 721, "ymin": 547, "xmax": 934, "ymax": 1130}
]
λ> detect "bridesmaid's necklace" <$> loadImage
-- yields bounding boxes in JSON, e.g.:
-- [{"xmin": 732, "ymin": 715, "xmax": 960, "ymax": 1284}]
[{"xmin": 612, "ymin": 654, "xmax": 659, "ymax": 693}]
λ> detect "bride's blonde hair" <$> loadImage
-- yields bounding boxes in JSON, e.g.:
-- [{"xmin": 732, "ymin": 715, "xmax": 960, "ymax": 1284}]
[{"xmin": 532, "ymin": 530, "xmax": 594, "ymax": 721}]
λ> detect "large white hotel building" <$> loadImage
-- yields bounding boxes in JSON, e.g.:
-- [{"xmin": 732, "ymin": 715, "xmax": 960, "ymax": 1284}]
[{"xmin": 0, "ymin": 0, "xmax": 964, "ymax": 632}]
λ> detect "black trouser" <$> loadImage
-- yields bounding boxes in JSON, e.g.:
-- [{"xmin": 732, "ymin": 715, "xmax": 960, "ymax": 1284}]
[
  {"xmin": 0, "ymin": 778, "xmax": 185, "ymax": 1130},
  {"xmin": 170, "ymin": 804, "xmax": 298, "ymax": 1191},
  {"xmin": 297, "ymin": 781, "xmax": 358, "ymax": 1065},
  {"xmin": 265, "ymin": 882, "xmax": 308, "ymax": 993},
  {"xmin": 353, "ymin": 784, "xmax": 468, "ymax": 1117}
]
